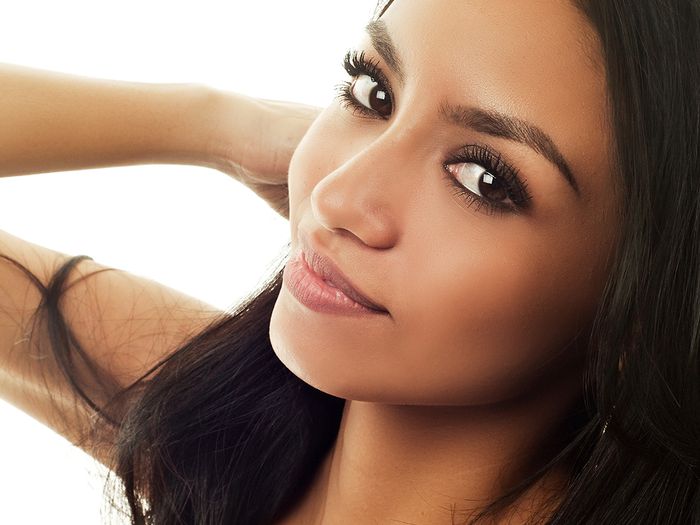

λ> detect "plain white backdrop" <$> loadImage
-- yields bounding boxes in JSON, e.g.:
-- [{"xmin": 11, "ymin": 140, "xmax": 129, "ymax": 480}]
[{"xmin": 0, "ymin": 1, "xmax": 377, "ymax": 523}]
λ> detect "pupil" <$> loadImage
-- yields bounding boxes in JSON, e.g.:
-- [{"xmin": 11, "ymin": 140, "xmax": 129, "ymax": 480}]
[
  {"xmin": 370, "ymin": 85, "xmax": 392, "ymax": 116},
  {"xmin": 479, "ymin": 172, "xmax": 507, "ymax": 201}
]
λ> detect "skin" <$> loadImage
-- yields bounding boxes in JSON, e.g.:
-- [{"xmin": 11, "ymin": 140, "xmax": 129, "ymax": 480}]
[{"xmin": 269, "ymin": 0, "xmax": 620, "ymax": 523}]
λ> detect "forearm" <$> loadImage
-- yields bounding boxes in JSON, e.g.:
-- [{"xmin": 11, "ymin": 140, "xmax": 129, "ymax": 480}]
[{"xmin": 0, "ymin": 63, "xmax": 216, "ymax": 177}]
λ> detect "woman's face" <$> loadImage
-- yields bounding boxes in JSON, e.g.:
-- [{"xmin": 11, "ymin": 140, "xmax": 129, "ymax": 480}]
[{"xmin": 269, "ymin": 0, "xmax": 619, "ymax": 405}]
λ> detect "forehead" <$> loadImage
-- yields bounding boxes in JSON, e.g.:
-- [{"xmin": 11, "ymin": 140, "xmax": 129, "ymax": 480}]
[{"xmin": 371, "ymin": 0, "xmax": 611, "ymax": 203}]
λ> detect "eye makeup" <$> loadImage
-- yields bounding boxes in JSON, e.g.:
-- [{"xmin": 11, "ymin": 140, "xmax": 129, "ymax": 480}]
[{"xmin": 334, "ymin": 49, "xmax": 534, "ymax": 216}]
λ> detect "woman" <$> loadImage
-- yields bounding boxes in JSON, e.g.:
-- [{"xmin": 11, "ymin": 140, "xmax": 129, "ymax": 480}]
[{"xmin": 0, "ymin": 0, "xmax": 698, "ymax": 523}]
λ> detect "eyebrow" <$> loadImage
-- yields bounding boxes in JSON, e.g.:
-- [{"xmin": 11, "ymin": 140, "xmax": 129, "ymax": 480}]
[{"xmin": 364, "ymin": 19, "xmax": 581, "ymax": 198}]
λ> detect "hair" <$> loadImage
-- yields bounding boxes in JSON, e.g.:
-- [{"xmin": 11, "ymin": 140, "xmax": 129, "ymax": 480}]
[{"xmin": 1, "ymin": 0, "xmax": 698, "ymax": 523}]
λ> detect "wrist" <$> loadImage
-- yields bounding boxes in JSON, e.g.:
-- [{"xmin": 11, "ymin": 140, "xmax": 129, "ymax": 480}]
[
  {"xmin": 198, "ymin": 88, "xmax": 270, "ymax": 175},
  {"xmin": 154, "ymin": 82, "xmax": 224, "ymax": 168}
]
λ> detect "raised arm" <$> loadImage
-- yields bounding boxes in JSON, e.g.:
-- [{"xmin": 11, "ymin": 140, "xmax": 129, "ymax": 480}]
[
  {"xmin": 0, "ymin": 228, "xmax": 225, "ymax": 471},
  {"xmin": 0, "ymin": 63, "xmax": 319, "ymax": 469},
  {"xmin": 0, "ymin": 62, "xmax": 321, "ymax": 217},
  {"xmin": 0, "ymin": 62, "xmax": 215, "ymax": 177}
]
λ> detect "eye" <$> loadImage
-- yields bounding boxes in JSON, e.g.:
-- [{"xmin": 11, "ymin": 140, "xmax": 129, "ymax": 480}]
[
  {"xmin": 349, "ymin": 75, "xmax": 393, "ymax": 118},
  {"xmin": 336, "ymin": 49, "xmax": 395, "ymax": 119},
  {"xmin": 442, "ymin": 144, "xmax": 533, "ymax": 215},
  {"xmin": 446, "ymin": 163, "xmax": 509, "ymax": 203}
]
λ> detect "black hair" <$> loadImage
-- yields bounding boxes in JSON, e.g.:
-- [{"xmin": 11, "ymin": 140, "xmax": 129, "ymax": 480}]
[{"xmin": 2, "ymin": 0, "xmax": 698, "ymax": 523}]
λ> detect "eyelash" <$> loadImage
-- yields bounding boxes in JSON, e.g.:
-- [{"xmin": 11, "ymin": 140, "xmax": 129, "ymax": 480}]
[{"xmin": 334, "ymin": 48, "xmax": 534, "ymax": 216}]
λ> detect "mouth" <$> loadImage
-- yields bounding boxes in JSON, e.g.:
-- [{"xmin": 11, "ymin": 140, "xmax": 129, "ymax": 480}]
[
  {"xmin": 297, "ymin": 232, "xmax": 388, "ymax": 314},
  {"xmin": 302, "ymin": 250, "xmax": 388, "ymax": 313}
]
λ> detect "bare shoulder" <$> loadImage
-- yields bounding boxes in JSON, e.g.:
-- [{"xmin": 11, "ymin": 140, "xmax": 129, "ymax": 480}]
[{"xmin": 0, "ymin": 228, "xmax": 225, "ymax": 468}]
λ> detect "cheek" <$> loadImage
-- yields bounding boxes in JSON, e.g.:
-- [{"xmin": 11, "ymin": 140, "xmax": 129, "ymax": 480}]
[{"xmin": 392, "ymin": 226, "xmax": 607, "ymax": 404}]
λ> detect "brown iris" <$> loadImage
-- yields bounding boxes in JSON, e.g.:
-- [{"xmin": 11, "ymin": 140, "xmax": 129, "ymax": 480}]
[
  {"xmin": 479, "ymin": 171, "xmax": 508, "ymax": 201},
  {"xmin": 351, "ymin": 76, "xmax": 392, "ymax": 117}
]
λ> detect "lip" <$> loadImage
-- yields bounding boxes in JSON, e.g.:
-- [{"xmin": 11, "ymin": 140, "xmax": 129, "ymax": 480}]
[
  {"xmin": 305, "ymin": 249, "xmax": 388, "ymax": 312},
  {"xmin": 283, "ymin": 230, "xmax": 389, "ymax": 316}
]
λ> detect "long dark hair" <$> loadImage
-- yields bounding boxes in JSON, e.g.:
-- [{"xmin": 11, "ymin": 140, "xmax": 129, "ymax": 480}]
[{"xmin": 2, "ymin": 1, "xmax": 698, "ymax": 523}]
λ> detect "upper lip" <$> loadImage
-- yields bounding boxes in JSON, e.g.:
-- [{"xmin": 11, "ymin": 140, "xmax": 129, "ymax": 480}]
[{"xmin": 299, "ymin": 233, "xmax": 388, "ymax": 313}]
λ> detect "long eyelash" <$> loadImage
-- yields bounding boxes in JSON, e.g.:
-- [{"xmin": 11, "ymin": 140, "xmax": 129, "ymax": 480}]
[
  {"xmin": 335, "ymin": 80, "xmax": 366, "ymax": 117},
  {"xmin": 443, "ymin": 144, "xmax": 533, "ymax": 216},
  {"xmin": 334, "ymin": 49, "xmax": 393, "ymax": 119},
  {"xmin": 342, "ymin": 49, "xmax": 385, "ymax": 84},
  {"xmin": 334, "ymin": 49, "xmax": 533, "ymax": 216}
]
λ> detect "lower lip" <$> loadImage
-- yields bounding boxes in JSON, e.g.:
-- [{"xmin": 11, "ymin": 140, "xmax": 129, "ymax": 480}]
[{"xmin": 282, "ymin": 251, "xmax": 388, "ymax": 317}]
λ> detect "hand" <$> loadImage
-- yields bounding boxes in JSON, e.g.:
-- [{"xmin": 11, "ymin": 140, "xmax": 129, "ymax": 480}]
[{"xmin": 205, "ymin": 90, "xmax": 321, "ymax": 219}]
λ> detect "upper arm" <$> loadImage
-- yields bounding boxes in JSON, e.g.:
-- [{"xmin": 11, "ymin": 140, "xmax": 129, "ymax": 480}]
[{"xmin": 0, "ymin": 228, "xmax": 225, "ymax": 469}]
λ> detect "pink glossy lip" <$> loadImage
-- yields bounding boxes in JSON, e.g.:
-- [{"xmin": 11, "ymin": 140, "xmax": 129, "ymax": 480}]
[
  {"xmin": 283, "ymin": 252, "xmax": 387, "ymax": 316},
  {"xmin": 282, "ymin": 231, "xmax": 389, "ymax": 316},
  {"xmin": 303, "ymin": 247, "xmax": 388, "ymax": 312}
]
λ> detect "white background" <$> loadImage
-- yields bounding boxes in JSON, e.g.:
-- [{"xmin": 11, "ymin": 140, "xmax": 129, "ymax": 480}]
[{"xmin": 0, "ymin": 1, "xmax": 376, "ymax": 523}]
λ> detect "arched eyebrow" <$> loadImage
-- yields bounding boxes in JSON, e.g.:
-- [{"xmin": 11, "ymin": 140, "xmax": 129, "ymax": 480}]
[{"xmin": 364, "ymin": 19, "xmax": 581, "ymax": 198}]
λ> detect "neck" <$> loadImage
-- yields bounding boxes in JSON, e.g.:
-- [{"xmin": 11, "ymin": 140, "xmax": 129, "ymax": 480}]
[{"xmin": 278, "ymin": 364, "xmax": 583, "ymax": 525}]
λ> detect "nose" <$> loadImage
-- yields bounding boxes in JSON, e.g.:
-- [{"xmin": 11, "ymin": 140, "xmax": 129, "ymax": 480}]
[{"xmin": 310, "ymin": 132, "xmax": 418, "ymax": 250}]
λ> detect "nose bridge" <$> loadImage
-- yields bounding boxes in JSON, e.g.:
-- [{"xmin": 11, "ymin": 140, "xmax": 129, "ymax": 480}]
[
  {"xmin": 310, "ymin": 122, "xmax": 422, "ymax": 247},
  {"xmin": 333, "ymin": 121, "xmax": 420, "ymax": 196}
]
